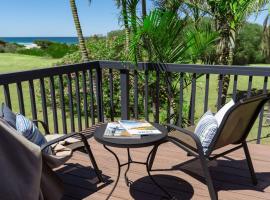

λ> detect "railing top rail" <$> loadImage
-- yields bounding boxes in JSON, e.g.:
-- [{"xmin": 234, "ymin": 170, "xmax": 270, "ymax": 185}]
[
  {"xmin": 0, "ymin": 61, "xmax": 99, "ymax": 85},
  {"xmin": 99, "ymin": 60, "xmax": 270, "ymax": 76},
  {"xmin": 1, "ymin": 60, "xmax": 270, "ymax": 85}
]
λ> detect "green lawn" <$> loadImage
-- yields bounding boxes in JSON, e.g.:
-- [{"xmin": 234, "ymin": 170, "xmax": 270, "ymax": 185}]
[
  {"xmin": 0, "ymin": 53, "xmax": 64, "ymax": 133},
  {"xmin": 0, "ymin": 53, "xmax": 84, "ymax": 134},
  {"xmin": 1, "ymin": 53, "xmax": 270, "ymax": 143},
  {"xmin": 0, "ymin": 53, "xmax": 59, "ymax": 73}
]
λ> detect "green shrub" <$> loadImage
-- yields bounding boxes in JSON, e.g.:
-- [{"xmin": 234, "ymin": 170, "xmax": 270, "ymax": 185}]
[
  {"xmin": 16, "ymin": 41, "xmax": 78, "ymax": 58},
  {"xmin": 0, "ymin": 40, "xmax": 7, "ymax": 52},
  {"xmin": 0, "ymin": 46, "xmax": 5, "ymax": 53},
  {"xmin": 34, "ymin": 40, "xmax": 54, "ymax": 49},
  {"xmin": 33, "ymin": 40, "xmax": 78, "ymax": 58},
  {"xmin": 254, "ymin": 53, "xmax": 265, "ymax": 64},
  {"xmin": 45, "ymin": 43, "xmax": 77, "ymax": 58},
  {"xmin": 59, "ymin": 34, "xmax": 126, "ymax": 65},
  {"xmin": 0, "ymin": 42, "xmax": 23, "ymax": 53},
  {"xmin": 57, "ymin": 51, "xmax": 82, "ymax": 65},
  {"xmin": 16, "ymin": 48, "xmax": 47, "ymax": 57}
]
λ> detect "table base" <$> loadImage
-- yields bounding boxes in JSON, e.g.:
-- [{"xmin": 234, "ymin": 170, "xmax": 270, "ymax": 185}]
[{"xmin": 103, "ymin": 144, "xmax": 176, "ymax": 200}]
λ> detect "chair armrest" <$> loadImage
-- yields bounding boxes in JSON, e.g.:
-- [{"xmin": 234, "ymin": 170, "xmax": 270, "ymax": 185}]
[
  {"xmin": 165, "ymin": 124, "xmax": 204, "ymax": 155},
  {"xmin": 32, "ymin": 119, "xmax": 50, "ymax": 135},
  {"xmin": 41, "ymin": 132, "xmax": 87, "ymax": 152}
]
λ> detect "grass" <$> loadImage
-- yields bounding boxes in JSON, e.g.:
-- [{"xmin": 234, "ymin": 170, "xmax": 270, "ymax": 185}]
[
  {"xmin": 0, "ymin": 53, "xmax": 64, "ymax": 133},
  {"xmin": 0, "ymin": 53, "xmax": 60, "ymax": 73},
  {"xmin": 0, "ymin": 53, "xmax": 85, "ymax": 134},
  {"xmin": 0, "ymin": 53, "xmax": 270, "ymax": 143}
]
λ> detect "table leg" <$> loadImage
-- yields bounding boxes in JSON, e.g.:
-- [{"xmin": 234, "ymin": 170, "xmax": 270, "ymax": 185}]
[
  {"xmin": 103, "ymin": 145, "xmax": 121, "ymax": 200},
  {"xmin": 146, "ymin": 146, "xmax": 175, "ymax": 200},
  {"xmin": 124, "ymin": 148, "xmax": 133, "ymax": 186},
  {"xmin": 103, "ymin": 144, "xmax": 175, "ymax": 199}
]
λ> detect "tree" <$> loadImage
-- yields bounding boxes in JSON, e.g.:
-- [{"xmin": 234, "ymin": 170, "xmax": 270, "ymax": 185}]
[
  {"xmin": 152, "ymin": 0, "xmax": 183, "ymax": 13},
  {"xmin": 116, "ymin": 0, "xmax": 130, "ymax": 57},
  {"xmin": 130, "ymin": 9, "xmax": 217, "ymax": 124},
  {"xmin": 186, "ymin": 0, "xmax": 267, "ymax": 105},
  {"xmin": 234, "ymin": 23, "xmax": 264, "ymax": 65},
  {"xmin": 212, "ymin": 0, "xmax": 267, "ymax": 105},
  {"xmin": 156, "ymin": 0, "xmax": 267, "ymax": 104},
  {"xmin": 263, "ymin": 13, "xmax": 270, "ymax": 63},
  {"xmin": 142, "ymin": 0, "xmax": 147, "ymax": 18},
  {"xmin": 127, "ymin": 0, "xmax": 141, "ymax": 61},
  {"xmin": 69, "ymin": 0, "xmax": 90, "ymax": 62},
  {"xmin": 116, "ymin": 0, "xmax": 149, "ymax": 60}
]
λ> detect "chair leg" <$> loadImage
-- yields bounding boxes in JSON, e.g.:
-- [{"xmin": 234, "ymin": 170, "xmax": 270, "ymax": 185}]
[
  {"xmin": 242, "ymin": 142, "xmax": 258, "ymax": 185},
  {"xmin": 148, "ymin": 144, "xmax": 159, "ymax": 170},
  {"xmin": 81, "ymin": 136, "xmax": 104, "ymax": 183},
  {"xmin": 199, "ymin": 155, "xmax": 217, "ymax": 200}
]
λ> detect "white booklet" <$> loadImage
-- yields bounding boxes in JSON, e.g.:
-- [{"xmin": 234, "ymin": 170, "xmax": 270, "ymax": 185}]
[
  {"xmin": 119, "ymin": 120, "xmax": 161, "ymax": 135},
  {"xmin": 104, "ymin": 122, "xmax": 141, "ymax": 139}
]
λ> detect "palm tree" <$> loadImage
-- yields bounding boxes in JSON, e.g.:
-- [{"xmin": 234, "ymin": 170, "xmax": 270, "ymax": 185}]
[
  {"xmin": 155, "ymin": 0, "xmax": 268, "ymax": 105},
  {"xmin": 152, "ymin": 0, "xmax": 182, "ymax": 13},
  {"xmin": 115, "ymin": 0, "xmax": 130, "ymax": 57},
  {"xmin": 116, "ymin": 0, "xmax": 148, "ymax": 60},
  {"xmin": 213, "ymin": 0, "xmax": 267, "ymax": 105},
  {"xmin": 127, "ymin": 0, "xmax": 141, "ymax": 61},
  {"xmin": 142, "ymin": 0, "xmax": 147, "ymax": 18},
  {"xmin": 186, "ymin": 0, "xmax": 268, "ymax": 105},
  {"xmin": 130, "ymin": 9, "xmax": 218, "ymax": 124},
  {"xmin": 69, "ymin": 0, "xmax": 90, "ymax": 62}
]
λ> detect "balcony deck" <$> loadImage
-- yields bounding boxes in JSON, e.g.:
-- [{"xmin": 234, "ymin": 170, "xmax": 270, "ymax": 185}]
[{"xmin": 56, "ymin": 139, "xmax": 270, "ymax": 200}]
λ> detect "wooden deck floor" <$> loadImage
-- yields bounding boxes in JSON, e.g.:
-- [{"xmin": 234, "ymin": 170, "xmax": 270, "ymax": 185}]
[{"xmin": 56, "ymin": 140, "xmax": 270, "ymax": 200}]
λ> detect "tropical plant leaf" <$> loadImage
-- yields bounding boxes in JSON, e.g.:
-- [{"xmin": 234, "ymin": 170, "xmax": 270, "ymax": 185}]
[{"xmin": 129, "ymin": 9, "xmax": 218, "ymax": 64}]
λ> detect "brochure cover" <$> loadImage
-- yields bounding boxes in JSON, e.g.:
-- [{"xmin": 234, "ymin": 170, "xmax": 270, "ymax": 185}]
[
  {"xmin": 104, "ymin": 122, "xmax": 141, "ymax": 139},
  {"xmin": 119, "ymin": 120, "xmax": 161, "ymax": 135}
]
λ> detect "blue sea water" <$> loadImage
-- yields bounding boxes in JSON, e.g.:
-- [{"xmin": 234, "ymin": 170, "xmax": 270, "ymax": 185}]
[{"xmin": 0, "ymin": 37, "xmax": 79, "ymax": 45}]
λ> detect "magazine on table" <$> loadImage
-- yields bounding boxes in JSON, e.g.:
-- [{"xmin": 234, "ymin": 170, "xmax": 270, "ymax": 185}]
[
  {"xmin": 104, "ymin": 122, "xmax": 141, "ymax": 139},
  {"xmin": 119, "ymin": 120, "xmax": 161, "ymax": 135}
]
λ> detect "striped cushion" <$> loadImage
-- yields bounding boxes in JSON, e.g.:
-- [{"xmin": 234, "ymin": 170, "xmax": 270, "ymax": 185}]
[
  {"xmin": 195, "ymin": 111, "xmax": 218, "ymax": 154},
  {"xmin": 16, "ymin": 114, "xmax": 52, "ymax": 154},
  {"xmin": 0, "ymin": 103, "xmax": 17, "ymax": 129}
]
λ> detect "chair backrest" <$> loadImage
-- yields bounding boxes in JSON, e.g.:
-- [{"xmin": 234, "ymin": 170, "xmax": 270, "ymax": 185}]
[
  {"xmin": 0, "ymin": 117, "xmax": 64, "ymax": 199},
  {"xmin": 208, "ymin": 93, "xmax": 270, "ymax": 153},
  {"xmin": 0, "ymin": 118, "xmax": 42, "ymax": 199}
]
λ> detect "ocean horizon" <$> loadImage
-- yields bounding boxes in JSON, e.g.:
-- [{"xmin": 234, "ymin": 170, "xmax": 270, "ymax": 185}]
[{"xmin": 0, "ymin": 37, "xmax": 79, "ymax": 45}]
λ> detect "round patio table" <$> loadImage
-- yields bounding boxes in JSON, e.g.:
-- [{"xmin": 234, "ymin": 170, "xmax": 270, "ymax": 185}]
[{"xmin": 94, "ymin": 123, "xmax": 174, "ymax": 200}]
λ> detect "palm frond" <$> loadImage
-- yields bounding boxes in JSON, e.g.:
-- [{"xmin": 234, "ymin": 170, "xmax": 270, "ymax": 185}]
[{"xmin": 129, "ymin": 9, "xmax": 218, "ymax": 64}]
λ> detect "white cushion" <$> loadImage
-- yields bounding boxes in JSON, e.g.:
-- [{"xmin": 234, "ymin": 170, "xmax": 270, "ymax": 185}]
[
  {"xmin": 195, "ymin": 111, "xmax": 218, "ymax": 154},
  {"xmin": 45, "ymin": 134, "xmax": 80, "ymax": 147},
  {"xmin": 215, "ymin": 99, "xmax": 235, "ymax": 127}
]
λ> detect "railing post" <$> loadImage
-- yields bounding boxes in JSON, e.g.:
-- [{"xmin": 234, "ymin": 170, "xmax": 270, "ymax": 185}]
[
  {"xmin": 120, "ymin": 69, "xmax": 130, "ymax": 120},
  {"xmin": 96, "ymin": 65, "xmax": 104, "ymax": 122},
  {"xmin": 257, "ymin": 76, "xmax": 268, "ymax": 144}
]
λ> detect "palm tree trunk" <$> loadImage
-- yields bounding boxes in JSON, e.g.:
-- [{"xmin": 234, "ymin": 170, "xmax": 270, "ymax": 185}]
[
  {"xmin": 128, "ymin": 0, "xmax": 142, "ymax": 61},
  {"xmin": 70, "ymin": 0, "xmax": 89, "ymax": 62},
  {"xmin": 141, "ymin": 0, "xmax": 153, "ymax": 61},
  {"xmin": 142, "ymin": 0, "xmax": 147, "ymax": 18},
  {"xmin": 122, "ymin": 0, "xmax": 130, "ymax": 57},
  {"xmin": 217, "ymin": 20, "xmax": 231, "ymax": 106}
]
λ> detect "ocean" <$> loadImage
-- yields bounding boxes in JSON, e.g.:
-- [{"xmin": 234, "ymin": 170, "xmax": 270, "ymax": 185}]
[{"xmin": 0, "ymin": 37, "xmax": 79, "ymax": 45}]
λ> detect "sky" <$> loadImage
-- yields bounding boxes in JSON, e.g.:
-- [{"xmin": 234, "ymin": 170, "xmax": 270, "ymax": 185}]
[{"xmin": 0, "ymin": 0, "xmax": 268, "ymax": 37}]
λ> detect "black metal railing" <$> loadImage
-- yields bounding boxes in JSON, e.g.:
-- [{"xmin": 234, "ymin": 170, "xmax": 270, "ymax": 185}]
[{"xmin": 0, "ymin": 61, "xmax": 270, "ymax": 143}]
